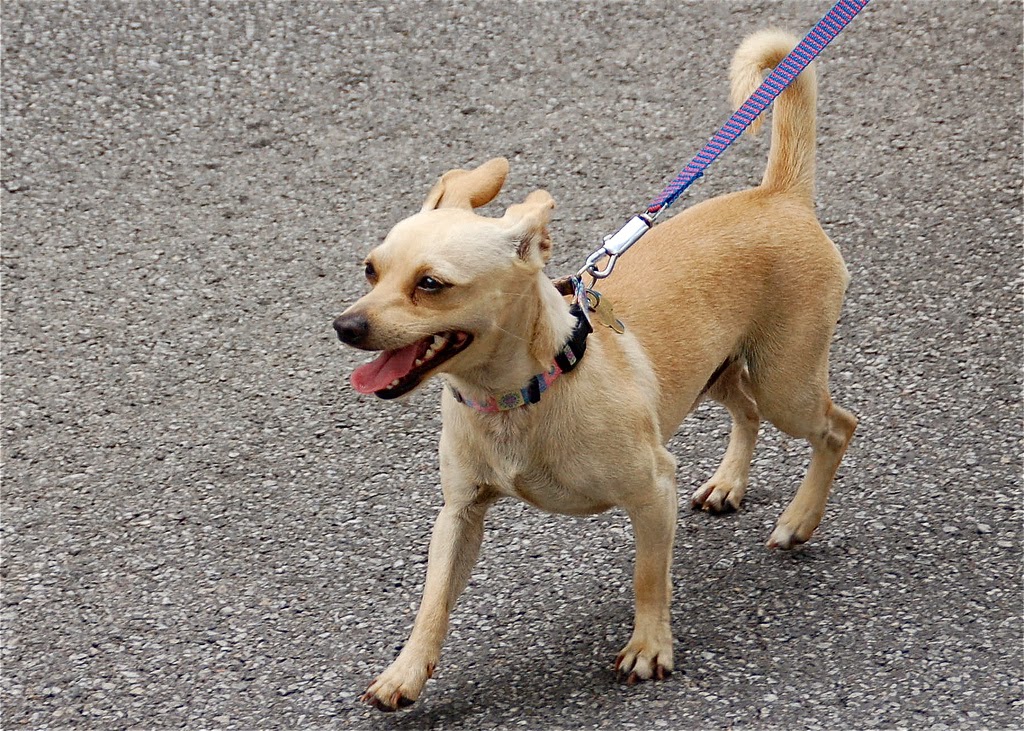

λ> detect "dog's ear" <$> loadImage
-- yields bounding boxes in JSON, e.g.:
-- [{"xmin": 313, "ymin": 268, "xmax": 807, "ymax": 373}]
[
  {"xmin": 421, "ymin": 157, "xmax": 510, "ymax": 212},
  {"xmin": 502, "ymin": 190, "xmax": 555, "ymax": 267}
]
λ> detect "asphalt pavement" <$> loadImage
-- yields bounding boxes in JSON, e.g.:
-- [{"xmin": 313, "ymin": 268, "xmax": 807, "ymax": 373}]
[{"xmin": 2, "ymin": 1, "xmax": 1021, "ymax": 729}]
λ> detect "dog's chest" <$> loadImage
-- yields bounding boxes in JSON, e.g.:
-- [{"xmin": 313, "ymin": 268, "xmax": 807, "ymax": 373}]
[{"xmin": 465, "ymin": 417, "xmax": 614, "ymax": 515}]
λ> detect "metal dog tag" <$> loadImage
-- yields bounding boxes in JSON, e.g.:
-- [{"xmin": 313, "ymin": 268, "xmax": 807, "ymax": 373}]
[{"xmin": 585, "ymin": 290, "xmax": 626, "ymax": 334}]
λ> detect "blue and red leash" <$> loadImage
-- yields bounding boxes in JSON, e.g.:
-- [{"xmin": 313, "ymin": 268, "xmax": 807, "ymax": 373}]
[{"xmin": 576, "ymin": 0, "xmax": 871, "ymax": 285}]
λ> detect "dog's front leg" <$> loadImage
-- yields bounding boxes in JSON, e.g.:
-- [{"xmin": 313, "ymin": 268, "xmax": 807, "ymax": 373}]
[
  {"xmin": 616, "ymin": 449, "xmax": 678, "ymax": 684},
  {"xmin": 361, "ymin": 488, "xmax": 495, "ymax": 711}
]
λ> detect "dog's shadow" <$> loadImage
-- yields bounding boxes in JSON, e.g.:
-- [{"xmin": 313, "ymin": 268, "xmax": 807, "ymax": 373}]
[
  {"xmin": 378, "ymin": 596, "xmax": 636, "ymax": 728},
  {"xmin": 360, "ymin": 536, "xmax": 838, "ymax": 728}
]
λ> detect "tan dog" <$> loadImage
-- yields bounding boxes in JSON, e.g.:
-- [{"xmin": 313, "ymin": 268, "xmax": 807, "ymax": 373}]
[{"xmin": 334, "ymin": 29, "xmax": 857, "ymax": 711}]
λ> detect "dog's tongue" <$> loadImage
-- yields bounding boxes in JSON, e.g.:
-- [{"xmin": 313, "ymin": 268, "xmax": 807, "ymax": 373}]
[{"xmin": 351, "ymin": 340, "xmax": 425, "ymax": 394}]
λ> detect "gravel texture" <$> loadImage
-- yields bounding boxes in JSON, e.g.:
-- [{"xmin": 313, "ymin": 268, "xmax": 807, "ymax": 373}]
[{"xmin": 2, "ymin": 1, "xmax": 1021, "ymax": 729}]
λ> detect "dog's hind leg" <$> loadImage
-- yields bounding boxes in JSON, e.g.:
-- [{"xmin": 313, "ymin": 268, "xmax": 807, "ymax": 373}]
[
  {"xmin": 616, "ymin": 447, "xmax": 678, "ymax": 684},
  {"xmin": 765, "ymin": 393, "xmax": 856, "ymax": 549},
  {"xmin": 747, "ymin": 330, "xmax": 857, "ymax": 549},
  {"xmin": 691, "ymin": 359, "xmax": 760, "ymax": 513}
]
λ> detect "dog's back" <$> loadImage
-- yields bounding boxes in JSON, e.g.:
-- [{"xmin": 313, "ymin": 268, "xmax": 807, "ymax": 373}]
[{"xmin": 601, "ymin": 31, "xmax": 849, "ymax": 439}]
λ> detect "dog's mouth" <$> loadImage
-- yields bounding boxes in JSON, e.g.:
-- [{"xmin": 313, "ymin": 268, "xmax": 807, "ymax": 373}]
[{"xmin": 350, "ymin": 331, "xmax": 473, "ymax": 399}]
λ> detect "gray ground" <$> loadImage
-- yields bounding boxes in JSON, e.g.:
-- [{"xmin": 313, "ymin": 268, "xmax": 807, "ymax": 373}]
[{"xmin": 2, "ymin": 1, "xmax": 1021, "ymax": 729}]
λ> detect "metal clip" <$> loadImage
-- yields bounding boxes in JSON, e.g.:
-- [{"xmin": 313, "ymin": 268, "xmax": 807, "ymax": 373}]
[
  {"xmin": 580, "ymin": 249, "xmax": 619, "ymax": 281},
  {"xmin": 577, "ymin": 214, "xmax": 653, "ymax": 281}
]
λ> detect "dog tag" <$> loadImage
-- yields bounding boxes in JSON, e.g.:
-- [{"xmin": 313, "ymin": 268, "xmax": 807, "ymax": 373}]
[{"xmin": 586, "ymin": 290, "xmax": 626, "ymax": 334}]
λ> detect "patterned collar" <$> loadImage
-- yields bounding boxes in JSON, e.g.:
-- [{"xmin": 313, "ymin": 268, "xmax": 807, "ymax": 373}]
[{"xmin": 448, "ymin": 304, "xmax": 593, "ymax": 413}]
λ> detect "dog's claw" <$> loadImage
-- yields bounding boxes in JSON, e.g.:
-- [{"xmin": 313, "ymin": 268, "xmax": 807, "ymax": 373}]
[
  {"xmin": 615, "ymin": 635, "xmax": 673, "ymax": 686},
  {"xmin": 706, "ymin": 498, "xmax": 737, "ymax": 514},
  {"xmin": 360, "ymin": 689, "xmax": 414, "ymax": 712},
  {"xmin": 360, "ymin": 691, "xmax": 383, "ymax": 710},
  {"xmin": 691, "ymin": 478, "xmax": 746, "ymax": 514},
  {"xmin": 361, "ymin": 659, "xmax": 431, "ymax": 712},
  {"xmin": 619, "ymin": 664, "xmax": 670, "ymax": 685},
  {"xmin": 690, "ymin": 484, "xmax": 712, "ymax": 509}
]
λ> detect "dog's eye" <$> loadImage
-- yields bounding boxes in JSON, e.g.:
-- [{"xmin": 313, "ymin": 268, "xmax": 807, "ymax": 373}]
[
  {"xmin": 364, "ymin": 262, "xmax": 377, "ymax": 281},
  {"xmin": 417, "ymin": 275, "xmax": 446, "ymax": 292}
]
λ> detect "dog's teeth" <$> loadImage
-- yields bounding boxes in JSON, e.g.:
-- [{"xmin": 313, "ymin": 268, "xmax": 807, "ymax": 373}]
[
  {"xmin": 414, "ymin": 358, "xmax": 424, "ymax": 367},
  {"xmin": 389, "ymin": 380, "xmax": 399, "ymax": 388},
  {"xmin": 420, "ymin": 333, "xmax": 452, "ymax": 364}
]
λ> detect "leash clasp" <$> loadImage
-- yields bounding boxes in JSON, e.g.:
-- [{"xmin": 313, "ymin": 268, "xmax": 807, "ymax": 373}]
[
  {"xmin": 580, "ymin": 249, "xmax": 619, "ymax": 281},
  {"xmin": 577, "ymin": 214, "xmax": 653, "ymax": 281}
]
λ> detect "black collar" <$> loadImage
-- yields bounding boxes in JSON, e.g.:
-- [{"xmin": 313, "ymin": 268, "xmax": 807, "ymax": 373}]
[{"xmin": 449, "ymin": 304, "xmax": 592, "ymax": 412}]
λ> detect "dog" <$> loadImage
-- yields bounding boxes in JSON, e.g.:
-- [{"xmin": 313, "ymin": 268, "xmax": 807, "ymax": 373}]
[{"xmin": 334, "ymin": 29, "xmax": 857, "ymax": 711}]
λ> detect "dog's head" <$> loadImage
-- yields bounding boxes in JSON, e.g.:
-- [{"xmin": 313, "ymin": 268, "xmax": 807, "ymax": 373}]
[{"xmin": 334, "ymin": 158, "xmax": 560, "ymax": 399}]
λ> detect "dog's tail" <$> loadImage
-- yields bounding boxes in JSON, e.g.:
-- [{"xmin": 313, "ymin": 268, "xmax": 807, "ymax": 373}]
[{"xmin": 730, "ymin": 30, "xmax": 817, "ymax": 202}]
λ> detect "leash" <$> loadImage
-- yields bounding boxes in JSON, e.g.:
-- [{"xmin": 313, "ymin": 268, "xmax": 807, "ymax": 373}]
[
  {"xmin": 575, "ymin": 0, "xmax": 871, "ymax": 286},
  {"xmin": 454, "ymin": 0, "xmax": 870, "ymax": 414}
]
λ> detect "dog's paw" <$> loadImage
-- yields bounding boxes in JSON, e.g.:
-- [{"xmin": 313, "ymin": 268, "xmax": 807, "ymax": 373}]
[
  {"xmin": 690, "ymin": 476, "xmax": 745, "ymax": 513},
  {"xmin": 615, "ymin": 629, "xmax": 673, "ymax": 685},
  {"xmin": 360, "ymin": 658, "xmax": 435, "ymax": 712},
  {"xmin": 766, "ymin": 508, "xmax": 820, "ymax": 550}
]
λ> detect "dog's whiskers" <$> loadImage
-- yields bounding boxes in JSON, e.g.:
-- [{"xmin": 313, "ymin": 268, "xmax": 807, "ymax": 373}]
[
  {"xmin": 399, "ymin": 328, "xmax": 444, "ymax": 337},
  {"xmin": 491, "ymin": 324, "xmax": 528, "ymax": 343}
]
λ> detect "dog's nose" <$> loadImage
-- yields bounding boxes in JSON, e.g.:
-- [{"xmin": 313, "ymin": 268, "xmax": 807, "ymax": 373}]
[{"xmin": 334, "ymin": 313, "xmax": 370, "ymax": 346}]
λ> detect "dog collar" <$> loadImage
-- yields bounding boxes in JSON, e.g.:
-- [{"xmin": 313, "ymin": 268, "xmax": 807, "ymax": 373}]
[{"xmin": 448, "ymin": 304, "xmax": 593, "ymax": 413}]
